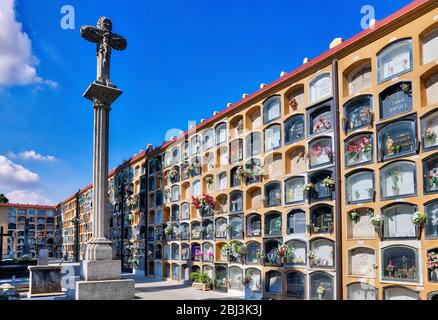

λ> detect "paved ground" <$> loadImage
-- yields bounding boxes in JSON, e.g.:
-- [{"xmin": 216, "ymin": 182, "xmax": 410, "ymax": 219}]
[{"xmin": 124, "ymin": 275, "xmax": 240, "ymax": 300}]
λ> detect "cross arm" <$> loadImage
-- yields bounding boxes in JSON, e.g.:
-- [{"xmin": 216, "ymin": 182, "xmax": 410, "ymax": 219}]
[
  {"xmin": 80, "ymin": 25, "xmax": 102, "ymax": 43},
  {"xmin": 110, "ymin": 33, "xmax": 128, "ymax": 51}
]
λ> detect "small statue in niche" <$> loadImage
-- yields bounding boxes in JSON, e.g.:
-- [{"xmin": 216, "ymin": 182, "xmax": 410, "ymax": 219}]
[{"xmin": 386, "ymin": 136, "xmax": 395, "ymax": 155}]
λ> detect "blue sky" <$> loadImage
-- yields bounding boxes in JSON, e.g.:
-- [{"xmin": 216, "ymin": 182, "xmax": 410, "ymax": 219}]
[{"xmin": 0, "ymin": 0, "xmax": 412, "ymax": 204}]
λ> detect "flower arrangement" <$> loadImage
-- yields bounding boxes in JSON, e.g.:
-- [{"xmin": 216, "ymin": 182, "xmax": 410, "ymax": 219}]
[
  {"xmin": 412, "ymin": 211, "xmax": 427, "ymax": 226},
  {"xmin": 426, "ymin": 128, "xmax": 436, "ymax": 142},
  {"xmin": 255, "ymin": 250, "xmax": 265, "ymax": 259},
  {"xmin": 347, "ymin": 137, "xmax": 372, "ymax": 159},
  {"xmin": 164, "ymin": 225, "xmax": 173, "ymax": 236},
  {"xmin": 191, "ymin": 194, "xmax": 216, "ymax": 210},
  {"xmin": 236, "ymin": 165, "xmax": 247, "ymax": 184},
  {"xmin": 128, "ymin": 257, "xmax": 139, "ymax": 268},
  {"xmin": 222, "ymin": 243, "xmax": 232, "ymax": 256},
  {"xmin": 427, "ymin": 252, "xmax": 438, "ymax": 271},
  {"xmin": 321, "ymin": 176, "xmax": 335, "ymax": 189},
  {"xmin": 400, "ymin": 82, "xmax": 412, "ymax": 97},
  {"xmin": 317, "ymin": 285, "xmax": 326, "ymax": 296},
  {"xmin": 277, "ymin": 244, "xmax": 293, "ymax": 259},
  {"xmin": 370, "ymin": 214, "xmax": 384, "ymax": 228},
  {"xmin": 307, "ymin": 250, "xmax": 315, "ymax": 260},
  {"xmin": 195, "ymin": 251, "xmax": 203, "ymax": 258},
  {"xmin": 303, "ymin": 183, "xmax": 315, "ymax": 192},
  {"xmin": 311, "ymin": 143, "xmax": 332, "ymax": 158},
  {"xmin": 205, "ymin": 176, "xmax": 214, "ymax": 185},
  {"xmin": 313, "ymin": 116, "xmax": 331, "ymax": 133},
  {"xmin": 429, "ymin": 169, "xmax": 438, "ymax": 190},
  {"xmin": 207, "ymin": 251, "xmax": 214, "ymax": 259},
  {"xmin": 386, "ymin": 260, "xmax": 395, "ymax": 275},
  {"xmin": 349, "ymin": 210, "xmax": 360, "ymax": 224},
  {"xmin": 167, "ymin": 168, "xmax": 178, "ymax": 182},
  {"xmin": 289, "ymin": 98, "xmax": 298, "ymax": 111}
]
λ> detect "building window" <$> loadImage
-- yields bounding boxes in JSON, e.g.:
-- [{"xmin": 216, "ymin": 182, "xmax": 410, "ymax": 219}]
[
  {"xmin": 309, "ymin": 73, "xmax": 331, "ymax": 104},
  {"xmin": 377, "ymin": 115, "xmax": 417, "ymax": 161},
  {"xmin": 286, "ymin": 272, "xmax": 306, "ymax": 299},
  {"xmin": 377, "ymin": 39, "xmax": 413, "ymax": 83},
  {"xmin": 202, "ymin": 220, "xmax": 214, "ymax": 240},
  {"xmin": 245, "ymin": 132, "xmax": 261, "ymax": 158},
  {"xmin": 230, "ymin": 139, "xmax": 243, "ymax": 164},
  {"xmin": 309, "ymin": 137, "xmax": 333, "ymax": 168},
  {"xmin": 346, "ymin": 170, "xmax": 374, "ymax": 204},
  {"xmin": 171, "ymin": 185, "xmax": 180, "ymax": 202},
  {"xmin": 265, "ymin": 271, "xmax": 282, "ymax": 294},
  {"xmin": 245, "ymin": 158, "xmax": 263, "ymax": 185},
  {"xmin": 217, "ymin": 172, "xmax": 227, "ymax": 190},
  {"xmin": 310, "ymin": 205, "xmax": 333, "ymax": 234},
  {"xmin": 230, "ymin": 216, "xmax": 244, "ymax": 240},
  {"xmin": 246, "ymin": 241, "xmax": 261, "ymax": 264},
  {"xmin": 246, "ymin": 213, "xmax": 261, "ymax": 237},
  {"xmin": 347, "ymin": 62, "xmax": 372, "ymax": 96},
  {"xmin": 180, "ymin": 223, "xmax": 189, "ymax": 240},
  {"xmin": 421, "ymin": 110, "xmax": 438, "ymax": 150},
  {"xmin": 171, "ymin": 243, "xmax": 180, "ymax": 260},
  {"xmin": 309, "ymin": 272, "xmax": 334, "ymax": 300},
  {"xmin": 246, "ymin": 268, "xmax": 262, "ymax": 292},
  {"xmin": 230, "ymin": 190, "xmax": 243, "ymax": 213},
  {"xmin": 380, "ymin": 161, "xmax": 416, "ymax": 199},
  {"xmin": 426, "ymin": 201, "xmax": 438, "ymax": 238},
  {"xmin": 381, "ymin": 245, "xmax": 419, "ymax": 282},
  {"xmin": 172, "ymin": 147, "xmax": 180, "ymax": 165},
  {"xmin": 345, "ymin": 96, "xmax": 373, "ymax": 134},
  {"xmin": 191, "ymin": 222, "xmax": 201, "ymax": 240},
  {"xmin": 263, "ymin": 96, "xmax": 281, "ymax": 124},
  {"xmin": 308, "ymin": 170, "xmax": 334, "ymax": 201},
  {"xmin": 284, "ymin": 177, "xmax": 305, "ymax": 204},
  {"xmin": 348, "ymin": 247, "xmax": 376, "ymax": 277},
  {"xmin": 264, "ymin": 124, "xmax": 282, "ymax": 153},
  {"xmin": 264, "ymin": 182, "xmax": 281, "ymax": 207},
  {"xmin": 379, "ymin": 81, "xmax": 413, "ymax": 119},
  {"xmin": 181, "ymin": 202, "xmax": 190, "ymax": 220},
  {"xmin": 164, "ymin": 152, "xmax": 172, "ymax": 168},
  {"xmin": 345, "ymin": 134, "xmax": 373, "ymax": 167},
  {"xmin": 215, "ymin": 123, "xmax": 227, "ymax": 146},
  {"xmin": 308, "ymin": 104, "xmax": 333, "ymax": 136},
  {"xmin": 215, "ymin": 265, "xmax": 228, "ymax": 292},
  {"xmin": 284, "ymin": 115, "xmax": 305, "ymax": 145},
  {"xmin": 192, "ymin": 180, "xmax": 201, "ymax": 196},
  {"xmin": 286, "ymin": 209, "xmax": 306, "ymax": 234},
  {"xmin": 155, "ymin": 191, "xmax": 163, "ymax": 207},
  {"xmin": 203, "ymin": 129, "xmax": 214, "ymax": 151},
  {"xmin": 229, "ymin": 267, "xmax": 244, "ymax": 291},
  {"xmin": 264, "ymin": 211, "xmax": 282, "ymax": 237},
  {"xmin": 382, "ymin": 204, "xmax": 417, "ymax": 239},
  {"xmin": 348, "ymin": 208, "xmax": 375, "ymax": 239},
  {"xmin": 182, "ymin": 141, "xmax": 189, "ymax": 160},
  {"xmin": 422, "ymin": 26, "xmax": 438, "ymax": 64},
  {"xmin": 202, "ymin": 242, "xmax": 214, "ymax": 262},
  {"xmin": 230, "ymin": 167, "xmax": 240, "ymax": 188},
  {"xmin": 347, "ymin": 283, "xmax": 377, "ymax": 300},
  {"xmin": 171, "ymin": 205, "xmax": 180, "ymax": 221},
  {"xmin": 424, "ymin": 72, "xmax": 438, "ymax": 107},
  {"xmin": 383, "ymin": 286, "xmax": 419, "ymax": 300},
  {"xmin": 424, "ymin": 153, "xmax": 438, "ymax": 194},
  {"xmin": 310, "ymin": 238, "xmax": 334, "ymax": 268},
  {"xmin": 215, "ymin": 218, "xmax": 227, "ymax": 239},
  {"xmin": 285, "ymin": 240, "xmax": 307, "ymax": 266},
  {"xmin": 190, "ymin": 135, "xmax": 201, "ymax": 156}
]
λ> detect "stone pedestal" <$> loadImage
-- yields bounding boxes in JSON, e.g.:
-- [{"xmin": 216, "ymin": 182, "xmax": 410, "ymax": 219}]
[
  {"xmin": 76, "ymin": 279, "xmax": 135, "ymax": 300},
  {"xmin": 28, "ymin": 265, "xmax": 64, "ymax": 298}
]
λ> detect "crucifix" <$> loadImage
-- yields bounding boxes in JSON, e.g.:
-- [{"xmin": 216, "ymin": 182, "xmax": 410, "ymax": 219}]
[
  {"xmin": 80, "ymin": 17, "xmax": 127, "ymax": 87},
  {"xmin": 0, "ymin": 226, "xmax": 9, "ymax": 265}
]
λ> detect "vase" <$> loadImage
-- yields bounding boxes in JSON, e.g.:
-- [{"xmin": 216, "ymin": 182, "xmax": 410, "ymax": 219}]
[{"xmin": 244, "ymin": 285, "xmax": 251, "ymax": 300}]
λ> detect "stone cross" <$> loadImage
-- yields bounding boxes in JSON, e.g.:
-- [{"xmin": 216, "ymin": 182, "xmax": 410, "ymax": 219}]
[
  {"xmin": 80, "ymin": 17, "xmax": 127, "ymax": 262},
  {"xmin": 80, "ymin": 17, "xmax": 127, "ymax": 87}
]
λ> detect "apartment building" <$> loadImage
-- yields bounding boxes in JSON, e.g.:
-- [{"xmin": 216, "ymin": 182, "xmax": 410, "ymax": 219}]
[{"xmin": 0, "ymin": 204, "xmax": 57, "ymax": 259}]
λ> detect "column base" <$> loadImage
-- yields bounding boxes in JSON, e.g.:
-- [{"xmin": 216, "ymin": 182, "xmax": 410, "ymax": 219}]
[
  {"xmin": 80, "ymin": 259, "xmax": 121, "ymax": 281},
  {"xmin": 75, "ymin": 279, "xmax": 135, "ymax": 300}
]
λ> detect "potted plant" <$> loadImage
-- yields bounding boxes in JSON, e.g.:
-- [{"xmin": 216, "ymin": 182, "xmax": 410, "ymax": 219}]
[
  {"xmin": 189, "ymin": 272, "xmax": 212, "ymax": 291},
  {"xmin": 349, "ymin": 210, "xmax": 360, "ymax": 224},
  {"xmin": 321, "ymin": 176, "xmax": 335, "ymax": 190},
  {"xmin": 277, "ymin": 244, "xmax": 293, "ymax": 264},
  {"xmin": 412, "ymin": 211, "xmax": 427, "ymax": 238},
  {"xmin": 128, "ymin": 257, "xmax": 139, "ymax": 269}
]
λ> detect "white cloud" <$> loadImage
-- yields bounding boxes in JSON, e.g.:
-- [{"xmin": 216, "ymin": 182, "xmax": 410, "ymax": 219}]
[
  {"xmin": 0, "ymin": 155, "xmax": 39, "ymax": 187},
  {"xmin": 18, "ymin": 150, "xmax": 56, "ymax": 161},
  {"xmin": 0, "ymin": 0, "xmax": 57, "ymax": 87},
  {"xmin": 6, "ymin": 189, "xmax": 53, "ymax": 205}
]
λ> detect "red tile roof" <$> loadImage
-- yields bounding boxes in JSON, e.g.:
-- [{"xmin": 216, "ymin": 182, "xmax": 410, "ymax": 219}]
[{"xmin": 0, "ymin": 203, "xmax": 56, "ymax": 210}]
